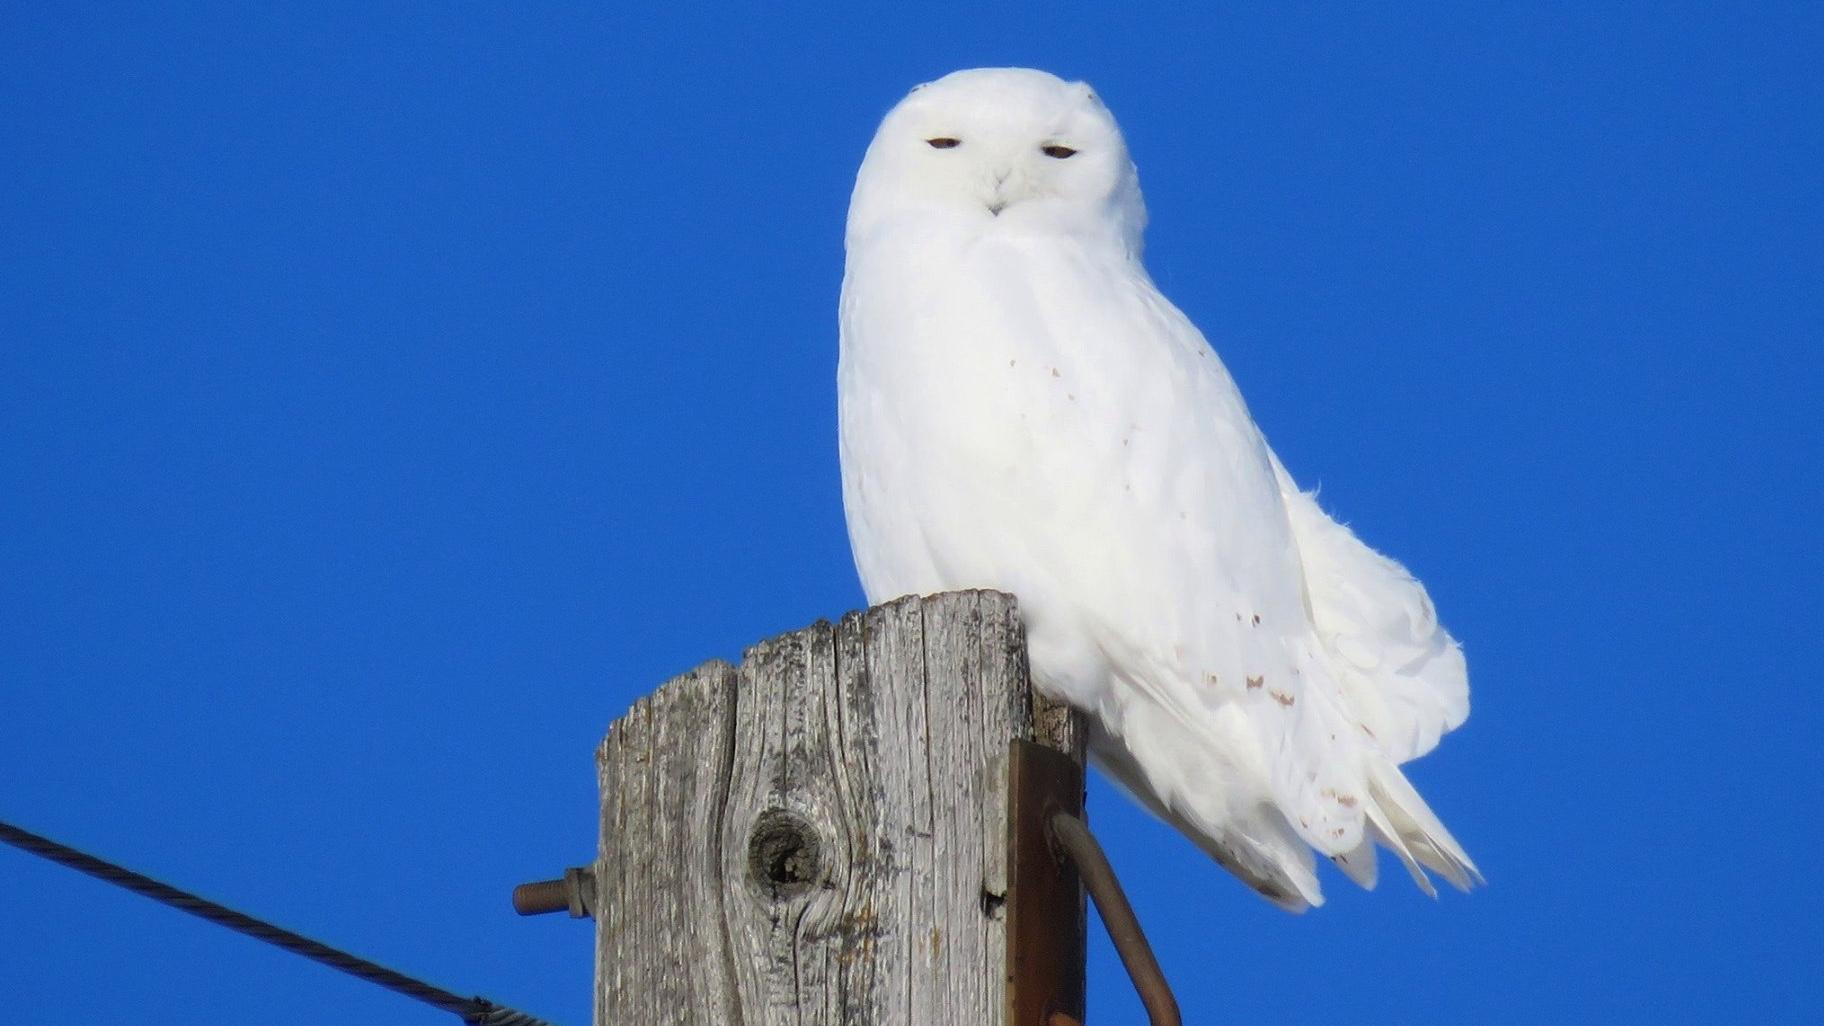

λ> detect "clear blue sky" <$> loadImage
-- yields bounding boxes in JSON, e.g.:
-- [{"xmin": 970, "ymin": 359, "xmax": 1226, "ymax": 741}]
[{"xmin": 3, "ymin": 4, "xmax": 1819, "ymax": 1024}]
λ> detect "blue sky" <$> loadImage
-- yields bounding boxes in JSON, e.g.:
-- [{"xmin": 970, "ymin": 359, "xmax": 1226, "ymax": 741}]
[{"xmin": 3, "ymin": 3, "xmax": 1819, "ymax": 1023}]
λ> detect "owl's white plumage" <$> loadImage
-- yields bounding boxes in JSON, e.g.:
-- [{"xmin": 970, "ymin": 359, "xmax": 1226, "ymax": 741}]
[{"xmin": 837, "ymin": 68, "xmax": 1478, "ymax": 910}]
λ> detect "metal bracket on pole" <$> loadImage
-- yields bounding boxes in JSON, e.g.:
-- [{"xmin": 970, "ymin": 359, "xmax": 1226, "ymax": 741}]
[
  {"xmin": 1007, "ymin": 738, "xmax": 1088, "ymax": 1026},
  {"xmin": 1005, "ymin": 739, "xmax": 1184, "ymax": 1026},
  {"xmin": 1047, "ymin": 811, "xmax": 1182, "ymax": 1026}
]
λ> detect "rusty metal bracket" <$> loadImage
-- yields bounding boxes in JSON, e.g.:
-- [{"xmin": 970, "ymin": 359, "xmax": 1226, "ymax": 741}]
[
  {"xmin": 1048, "ymin": 810, "xmax": 1182, "ymax": 1026},
  {"xmin": 1008, "ymin": 739, "xmax": 1087, "ymax": 1026},
  {"xmin": 1006, "ymin": 738, "xmax": 1183, "ymax": 1026},
  {"xmin": 511, "ymin": 865, "xmax": 596, "ymax": 918}
]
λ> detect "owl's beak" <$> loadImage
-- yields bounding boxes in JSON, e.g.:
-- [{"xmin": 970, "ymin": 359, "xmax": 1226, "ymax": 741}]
[{"xmin": 986, "ymin": 168, "xmax": 1012, "ymax": 216}]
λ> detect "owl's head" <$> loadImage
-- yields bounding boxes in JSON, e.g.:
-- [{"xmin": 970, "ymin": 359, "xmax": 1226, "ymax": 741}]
[{"xmin": 847, "ymin": 68, "xmax": 1146, "ymax": 253}]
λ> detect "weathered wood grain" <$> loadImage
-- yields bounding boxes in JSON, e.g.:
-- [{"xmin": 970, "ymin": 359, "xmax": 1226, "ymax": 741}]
[{"xmin": 595, "ymin": 590, "xmax": 1084, "ymax": 1026}]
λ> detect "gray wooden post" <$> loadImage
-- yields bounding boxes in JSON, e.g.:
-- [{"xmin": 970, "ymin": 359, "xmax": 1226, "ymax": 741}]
[{"xmin": 593, "ymin": 589, "xmax": 1086, "ymax": 1025}]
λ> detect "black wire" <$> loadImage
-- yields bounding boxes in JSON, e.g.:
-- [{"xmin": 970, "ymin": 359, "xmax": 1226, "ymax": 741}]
[{"xmin": 0, "ymin": 818, "xmax": 559, "ymax": 1026}]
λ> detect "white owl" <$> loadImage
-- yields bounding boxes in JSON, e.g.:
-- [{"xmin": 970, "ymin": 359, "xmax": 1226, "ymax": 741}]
[{"xmin": 837, "ymin": 68, "xmax": 1479, "ymax": 910}]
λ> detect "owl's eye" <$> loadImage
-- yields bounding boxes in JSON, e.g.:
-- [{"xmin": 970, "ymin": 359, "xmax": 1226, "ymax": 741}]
[
  {"xmin": 1041, "ymin": 144, "xmax": 1078, "ymax": 159},
  {"xmin": 926, "ymin": 137, "xmax": 961, "ymax": 149}
]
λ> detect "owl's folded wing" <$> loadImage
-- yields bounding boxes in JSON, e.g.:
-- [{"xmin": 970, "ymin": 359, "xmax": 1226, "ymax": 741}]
[{"xmin": 1270, "ymin": 455, "xmax": 1469, "ymax": 764}]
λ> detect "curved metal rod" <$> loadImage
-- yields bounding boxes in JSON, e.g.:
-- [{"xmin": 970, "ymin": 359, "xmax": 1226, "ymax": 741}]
[{"xmin": 1047, "ymin": 811, "xmax": 1182, "ymax": 1026}]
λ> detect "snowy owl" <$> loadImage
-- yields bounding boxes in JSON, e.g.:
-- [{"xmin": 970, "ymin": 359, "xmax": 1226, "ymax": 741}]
[{"xmin": 836, "ymin": 68, "xmax": 1479, "ymax": 911}]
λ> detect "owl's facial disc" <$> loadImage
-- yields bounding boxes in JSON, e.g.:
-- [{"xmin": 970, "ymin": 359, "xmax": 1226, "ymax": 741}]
[
  {"xmin": 847, "ymin": 69, "xmax": 1148, "ymax": 251},
  {"xmin": 920, "ymin": 136, "xmax": 1082, "ymax": 218}
]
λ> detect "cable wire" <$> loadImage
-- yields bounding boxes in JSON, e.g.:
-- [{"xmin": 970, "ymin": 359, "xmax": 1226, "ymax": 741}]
[{"xmin": 0, "ymin": 818, "xmax": 560, "ymax": 1026}]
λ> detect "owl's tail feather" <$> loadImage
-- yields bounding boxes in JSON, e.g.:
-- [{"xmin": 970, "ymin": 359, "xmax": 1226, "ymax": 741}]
[
  {"xmin": 1362, "ymin": 756, "xmax": 1481, "ymax": 895},
  {"xmin": 1179, "ymin": 807, "xmax": 1324, "ymax": 914},
  {"xmin": 1087, "ymin": 727, "xmax": 1324, "ymax": 912}
]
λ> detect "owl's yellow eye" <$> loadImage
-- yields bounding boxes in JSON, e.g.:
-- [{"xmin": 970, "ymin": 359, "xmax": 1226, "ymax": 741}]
[
  {"xmin": 926, "ymin": 137, "xmax": 961, "ymax": 149},
  {"xmin": 1041, "ymin": 144, "xmax": 1077, "ymax": 159}
]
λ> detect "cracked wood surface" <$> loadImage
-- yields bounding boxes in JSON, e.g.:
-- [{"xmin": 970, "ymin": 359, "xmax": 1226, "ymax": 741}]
[{"xmin": 595, "ymin": 590, "xmax": 1086, "ymax": 1026}]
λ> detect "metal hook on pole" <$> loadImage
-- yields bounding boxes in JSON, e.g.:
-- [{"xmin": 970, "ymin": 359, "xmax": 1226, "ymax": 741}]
[
  {"xmin": 1007, "ymin": 739, "xmax": 1183, "ymax": 1026},
  {"xmin": 1045, "ymin": 810, "xmax": 1182, "ymax": 1026}
]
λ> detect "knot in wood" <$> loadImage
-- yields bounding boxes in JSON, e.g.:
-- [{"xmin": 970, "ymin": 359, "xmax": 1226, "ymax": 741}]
[{"xmin": 746, "ymin": 808, "xmax": 822, "ymax": 899}]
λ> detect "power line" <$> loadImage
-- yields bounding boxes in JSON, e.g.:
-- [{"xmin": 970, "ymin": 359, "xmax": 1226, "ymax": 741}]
[{"xmin": 0, "ymin": 818, "xmax": 560, "ymax": 1026}]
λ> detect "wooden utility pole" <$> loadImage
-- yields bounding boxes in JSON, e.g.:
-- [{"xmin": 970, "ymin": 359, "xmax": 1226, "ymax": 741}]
[{"xmin": 593, "ymin": 590, "xmax": 1087, "ymax": 1025}]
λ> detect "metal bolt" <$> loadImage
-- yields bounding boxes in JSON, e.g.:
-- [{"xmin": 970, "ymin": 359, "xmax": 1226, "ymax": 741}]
[{"xmin": 512, "ymin": 865, "xmax": 595, "ymax": 918}]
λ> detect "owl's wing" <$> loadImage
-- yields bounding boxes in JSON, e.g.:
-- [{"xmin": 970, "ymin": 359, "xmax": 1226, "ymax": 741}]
[
  {"xmin": 1243, "ymin": 453, "xmax": 1477, "ymax": 893},
  {"xmin": 1062, "ymin": 284, "xmax": 1477, "ymax": 898},
  {"xmin": 1270, "ymin": 454, "xmax": 1469, "ymax": 763}
]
